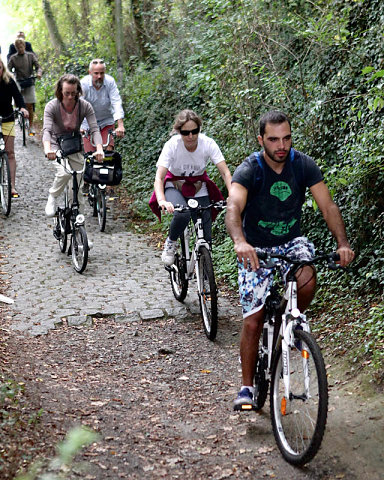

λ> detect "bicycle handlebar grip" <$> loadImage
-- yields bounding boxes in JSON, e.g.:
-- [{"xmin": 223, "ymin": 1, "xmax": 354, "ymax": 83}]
[
  {"xmin": 256, "ymin": 251, "xmax": 268, "ymax": 261},
  {"xmin": 331, "ymin": 252, "xmax": 340, "ymax": 262}
]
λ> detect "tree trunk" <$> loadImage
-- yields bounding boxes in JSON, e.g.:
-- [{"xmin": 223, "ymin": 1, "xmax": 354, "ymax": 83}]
[
  {"xmin": 65, "ymin": 0, "xmax": 80, "ymax": 36},
  {"xmin": 115, "ymin": 0, "xmax": 124, "ymax": 86},
  {"xmin": 81, "ymin": 0, "xmax": 91, "ymax": 29},
  {"xmin": 131, "ymin": 0, "xmax": 150, "ymax": 59},
  {"xmin": 42, "ymin": 0, "xmax": 67, "ymax": 54}
]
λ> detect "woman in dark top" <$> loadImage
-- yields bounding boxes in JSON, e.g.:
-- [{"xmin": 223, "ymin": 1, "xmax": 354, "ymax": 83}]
[{"xmin": 0, "ymin": 57, "xmax": 29, "ymax": 197}]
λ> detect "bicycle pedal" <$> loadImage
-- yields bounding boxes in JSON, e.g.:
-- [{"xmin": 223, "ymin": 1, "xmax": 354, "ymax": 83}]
[{"xmin": 234, "ymin": 403, "xmax": 256, "ymax": 412}]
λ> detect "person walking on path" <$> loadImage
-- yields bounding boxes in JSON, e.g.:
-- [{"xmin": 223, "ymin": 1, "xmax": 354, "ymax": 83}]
[
  {"xmin": 150, "ymin": 109, "xmax": 232, "ymax": 266},
  {"xmin": 7, "ymin": 31, "xmax": 34, "ymax": 62},
  {"xmin": 43, "ymin": 74, "xmax": 103, "ymax": 219},
  {"xmin": 0, "ymin": 57, "xmax": 29, "ymax": 198},
  {"xmin": 225, "ymin": 110, "xmax": 355, "ymax": 410},
  {"xmin": 80, "ymin": 58, "xmax": 125, "ymax": 153},
  {"xmin": 8, "ymin": 38, "xmax": 42, "ymax": 135}
]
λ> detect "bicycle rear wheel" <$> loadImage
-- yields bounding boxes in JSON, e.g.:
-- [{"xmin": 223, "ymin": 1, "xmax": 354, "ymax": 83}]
[
  {"xmin": 254, "ymin": 353, "xmax": 269, "ymax": 411},
  {"xmin": 18, "ymin": 113, "xmax": 27, "ymax": 146},
  {"xmin": 169, "ymin": 235, "xmax": 188, "ymax": 302},
  {"xmin": 270, "ymin": 329, "xmax": 328, "ymax": 465},
  {"xmin": 71, "ymin": 225, "xmax": 89, "ymax": 273},
  {"xmin": 55, "ymin": 208, "xmax": 68, "ymax": 253},
  {"xmin": 0, "ymin": 153, "xmax": 11, "ymax": 216},
  {"xmin": 197, "ymin": 246, "xmax": 218, "ymax": 341},
  {"xmin": 96, "ymin": 188, "xmax": 107, "ymax": 231}
]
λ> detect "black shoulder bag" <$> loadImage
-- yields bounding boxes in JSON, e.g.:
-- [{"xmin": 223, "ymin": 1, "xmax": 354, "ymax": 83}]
[{"xmin": 57, "ymin": 103, "xmax": 82, "ymax": 156}]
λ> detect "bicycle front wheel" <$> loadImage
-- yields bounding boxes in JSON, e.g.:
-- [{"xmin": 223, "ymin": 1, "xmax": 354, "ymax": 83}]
[
  {"xmin": 96, "ymin": 188, "xmax": 107, "ymax": 232},
  {"xmin": 197, "ymin": 246, "xmax": 218, "ymax": 341},
  {"xmin": 270, "ymin": 329, "xmax": 328, "ymax": 466},
  {"xmin": 71, "ymin": 225, "xmax": 89, "ymax": 273},
  {"xmin": 0, "ymin": 153, "xmax": 11, "ymax": 216}
]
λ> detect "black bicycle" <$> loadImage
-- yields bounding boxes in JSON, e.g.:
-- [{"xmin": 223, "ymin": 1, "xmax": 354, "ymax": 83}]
[
  {"xmin": 84, "ymin": 130, "xmax": 117, "ymax": 232},
  {"xmin": 53, "ymin": 151, "xmax": 89, "ymax": 273},
  {"xmin": 246, "ymin": 250, "xmax": 344, "ymax": 465},
  {"xmin": 0, "ymin": 114, "xmax": 13, "ymax": 216},
  {"xmin": 166, "ymin": 199, "xmax": 226, "ymax": 340}
]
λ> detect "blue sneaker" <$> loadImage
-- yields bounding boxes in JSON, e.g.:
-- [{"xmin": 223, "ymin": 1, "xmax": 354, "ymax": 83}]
[{"xmin": 233, "ymin": 387, "xmax": 257, "ymax": 411}]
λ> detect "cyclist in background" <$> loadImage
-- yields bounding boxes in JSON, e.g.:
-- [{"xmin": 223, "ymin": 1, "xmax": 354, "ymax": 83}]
[
  {"xmin": 8, "ymin": 38, "xmax": 42, "ymax": 135},
  {"xmin": 225, "ymin": 110, "xmax": 355, "ymax": 411},
  {"xmin": 80, "ymin": 58, "xmax": 125, "ymax": 152},
  {"xmin": 149, "ymin": 109, "xmax": 232, "ymax": 266},
  {"xmin": 0, "ymin": 57, "xmax": 29, "ymax": 198},
  {"xmin": 80, "ymin": 58, "xmax": 124, "ymax": 194},
  {"xmin": 7, "ymin": 31, "xmax": 35, "ymax": 61}
]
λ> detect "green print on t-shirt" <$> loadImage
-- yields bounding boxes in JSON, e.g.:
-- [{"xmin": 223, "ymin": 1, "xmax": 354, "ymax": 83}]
[
  {"xmin": 270, "ymin": 181, "xmax": 292, "ymax": 202},
  {"xmin": 258, "ymin": 218, "xmax": 297, "ymax": 236}
]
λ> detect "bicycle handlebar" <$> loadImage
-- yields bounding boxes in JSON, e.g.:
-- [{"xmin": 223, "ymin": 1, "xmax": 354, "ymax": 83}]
[
  {"xmin": 257, "ymin": 250, "xmax": 342, "ymax": 272},
  {"xmin": 83, "ymin": 129, "xmax": 116, "ymax": 149},
  {"xmin": 173, "ymin": 200, "xmax": 227, "ymax": 212}
]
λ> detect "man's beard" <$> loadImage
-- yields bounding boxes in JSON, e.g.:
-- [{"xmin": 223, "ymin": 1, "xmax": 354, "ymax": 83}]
[
  {"xmin": 94, "ymin": 79, "xmax": 103, "ymax": 88},
  {"xmin": 263, "ymin": 145, "xmax": 290, "ymax": 164}
]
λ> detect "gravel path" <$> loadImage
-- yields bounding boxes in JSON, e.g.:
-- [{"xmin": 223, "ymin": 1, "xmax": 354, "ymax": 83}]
[{"xmin": 0, "ymin": 131, "xmax": 382, "ymax": 479}]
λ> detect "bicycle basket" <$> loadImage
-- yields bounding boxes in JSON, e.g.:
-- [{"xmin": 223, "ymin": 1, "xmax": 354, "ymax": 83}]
[{"xmin": 84, "ymin": 151, "xmax": 123, "ymax": 186}]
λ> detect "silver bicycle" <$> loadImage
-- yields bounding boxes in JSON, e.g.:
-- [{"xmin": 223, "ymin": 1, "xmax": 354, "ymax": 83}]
[
  {"xmin": 245, "ymin": 250, "xmax": 343, "ymax": 465},
  {"xmin": 166, "ymin": 199, "xmax": 226, "ymax": 340}
]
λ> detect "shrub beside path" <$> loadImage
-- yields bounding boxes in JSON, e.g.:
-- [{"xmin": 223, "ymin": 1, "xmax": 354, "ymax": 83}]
[{"xmin": 0, "ymin": 132, "xmax": 383, "ymax": 479}]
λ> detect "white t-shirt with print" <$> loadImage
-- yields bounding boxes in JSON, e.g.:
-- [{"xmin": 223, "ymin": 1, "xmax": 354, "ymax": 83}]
[{"xmin": 156, "ymin": 133, "xmax": 225, "ymax": 197}]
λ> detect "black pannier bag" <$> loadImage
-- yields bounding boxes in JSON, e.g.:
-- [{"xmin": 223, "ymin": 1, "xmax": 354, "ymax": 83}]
[{"xmin": 84, "ymin": 151, "xmax": 123, "ymax": 186}]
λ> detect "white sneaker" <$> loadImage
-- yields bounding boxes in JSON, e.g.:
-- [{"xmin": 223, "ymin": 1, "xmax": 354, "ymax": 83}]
[
  {"xmin": 45, "ymin": 194, "xmax": 57, "ymax": 217},
  {"xmin": 161, "ymin": 238, "xmax": 178, "ymax": 266},
  {"xmin": 88, "ymin": 240, "xmax": 93, "ymax": 250}
]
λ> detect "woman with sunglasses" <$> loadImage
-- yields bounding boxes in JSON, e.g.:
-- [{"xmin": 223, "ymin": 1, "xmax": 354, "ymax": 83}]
[{"xmin": 150, "ymin": 109, "xmax": 232, "ymax": 265}]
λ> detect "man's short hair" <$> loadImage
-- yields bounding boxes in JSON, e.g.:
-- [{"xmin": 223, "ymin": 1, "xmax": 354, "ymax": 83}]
[
  {"xmin": 14, "ymin": 38, "xmax": 26, "ymax": 48},
  {"xmin": 89, "ymin": 58, "xmax": 106, "ymax": 71},
  {"xmin": 259, "ymin": 110, "xmax": 291, "ymax": 137}
]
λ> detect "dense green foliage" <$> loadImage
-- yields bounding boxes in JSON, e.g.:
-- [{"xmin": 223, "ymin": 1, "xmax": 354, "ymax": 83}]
[{"xmin": 3, "ymin": 0, "xmax": 382, "ymax": 377}]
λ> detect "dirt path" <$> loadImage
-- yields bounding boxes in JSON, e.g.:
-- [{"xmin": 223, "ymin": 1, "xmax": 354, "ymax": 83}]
[{"xmin": 0, "ymin": 131, "xmax": 383, "ymax": 479}]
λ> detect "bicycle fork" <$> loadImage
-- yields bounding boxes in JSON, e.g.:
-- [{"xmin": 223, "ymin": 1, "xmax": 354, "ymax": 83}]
[{"xmin": 280, "ymin": 280, "xmax": 312, "ymax": 410}]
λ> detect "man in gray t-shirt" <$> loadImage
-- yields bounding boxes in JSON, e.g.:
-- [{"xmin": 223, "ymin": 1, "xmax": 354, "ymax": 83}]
[{"xmin": 225, "ymin": 110, "xmax": 355, "ymax": 411}]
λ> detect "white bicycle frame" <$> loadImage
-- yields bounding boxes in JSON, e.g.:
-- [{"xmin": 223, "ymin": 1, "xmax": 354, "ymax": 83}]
[
  {"xmin": 182, "ymin": 211, "xmax": 211, "ymax": 283},
  {"xmin": 263, "ymin": 274, "xmax": 312, "ymax": 402}
]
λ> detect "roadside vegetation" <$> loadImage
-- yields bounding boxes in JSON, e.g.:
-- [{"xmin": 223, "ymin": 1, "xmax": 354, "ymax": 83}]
[{"xmin": 3, "ymin": 0, "xmax": 383, "ymax": 385}]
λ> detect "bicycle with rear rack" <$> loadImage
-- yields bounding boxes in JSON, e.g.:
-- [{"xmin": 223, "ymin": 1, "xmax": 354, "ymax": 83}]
[
  {"xmin": 166, "ymin": 199, "xmax": 226, "ymax": 341},
  {"xmin": 0, "ymin": 113, "xmax": 13, "ymax": 216},
  {"xmin": 14, "ymin": 108, "xmax": 30, "ymax": 146},
  {"xmin": 83, "ymin": 130, "xmax": 117, "ymax": 232},
  {"xmin": 52, "ymin": 151, "xmax": 90, "ymax": 273},
  {"xmin": 241, "ymin": 250, "xmax": 345, "ymax": 466}
]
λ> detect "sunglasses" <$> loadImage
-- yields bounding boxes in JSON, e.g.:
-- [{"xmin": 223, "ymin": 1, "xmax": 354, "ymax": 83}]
[
  {"xmin": 92, "ymin": 59, "xmax": 105, "ymax": 64},
  {"xmin": 180, "ymin": 127, "xmax": 200, "ymax": 136}
]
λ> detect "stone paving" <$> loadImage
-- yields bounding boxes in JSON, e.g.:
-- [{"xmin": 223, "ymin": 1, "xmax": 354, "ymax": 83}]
[{"xmin": 0, "ymin": 131, "xmax": 240, "ymax": 336}]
